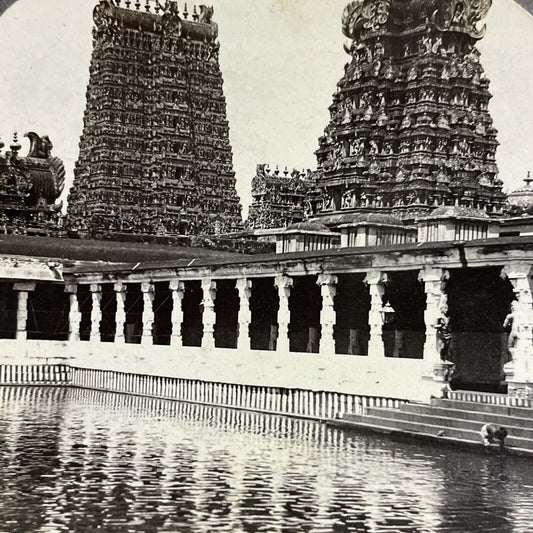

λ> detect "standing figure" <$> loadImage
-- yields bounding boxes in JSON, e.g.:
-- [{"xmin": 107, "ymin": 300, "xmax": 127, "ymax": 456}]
[{"xmin": 503, "ymin": 301, "xmax": 518, "ymax": 364}]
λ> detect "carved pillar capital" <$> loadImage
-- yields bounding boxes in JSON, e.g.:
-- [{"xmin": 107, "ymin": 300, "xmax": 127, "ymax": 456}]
[
  {"xmin": 141, "ymin": 281, "xmax": 155, "ymax": 296},
  {"xmin": 13, "ymin": 282, "xmax": 36, "ymax": 293},
  {"xmin": 364, "ymin": 271, "xmax": 388, "ymax": 287},
  {"xmin": 169, "ymin": 279, "xmax": 185, "ymax": 294},
  {"xmin": 114, "ymin": 281, "xmax": 127, "ymax": 294},
  {"xmin": 64, "ymin": 283, "xmax": 78, "ymax": 295}
]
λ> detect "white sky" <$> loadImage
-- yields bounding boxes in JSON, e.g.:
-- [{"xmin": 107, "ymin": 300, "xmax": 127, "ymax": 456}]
[{"xmin": 0, "ymin": 0, "xmax": 532, "ymax": 216}]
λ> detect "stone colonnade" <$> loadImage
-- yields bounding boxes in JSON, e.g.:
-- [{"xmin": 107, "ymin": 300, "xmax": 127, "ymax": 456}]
[
  {"xmin": 59, "ymin": 267, "xmax": 453, "ymax": 378},
  {"xmin": 5, "ymin": 261, "xmax": 533, "ymax": 396}
]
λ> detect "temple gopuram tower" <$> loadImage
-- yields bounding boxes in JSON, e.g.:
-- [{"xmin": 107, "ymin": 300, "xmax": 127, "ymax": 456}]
[
  {"xmin": 67, "ymin": 0, "xmax": 242, "ymax": 238},
  {"xmin": 313, "ymin": 0, "xmax": 506, "ymax": 220}
]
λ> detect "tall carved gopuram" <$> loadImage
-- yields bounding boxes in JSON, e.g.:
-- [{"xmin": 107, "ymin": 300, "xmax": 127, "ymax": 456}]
[
  {"xmin": 313, "ymin": 0, "xmax": 506, "ymax": 220},
  {"xmin": 67, "ymin": 0, "xmax": 242, "ymax": 238}
]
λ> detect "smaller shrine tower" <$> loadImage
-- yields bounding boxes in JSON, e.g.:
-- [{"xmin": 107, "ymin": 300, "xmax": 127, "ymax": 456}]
[
  {"xmin": 67, "ymin": 0, "xmax": 242, "ymax": 239},
  {"xmin": 0, "ymin": 133, "xmax": 65, "ymax": 236}
]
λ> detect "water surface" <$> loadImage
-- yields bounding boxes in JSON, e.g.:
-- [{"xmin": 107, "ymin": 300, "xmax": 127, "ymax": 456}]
[{"xmin": 0, "ymin": 387, "xmax": 532, "ymax": 533}]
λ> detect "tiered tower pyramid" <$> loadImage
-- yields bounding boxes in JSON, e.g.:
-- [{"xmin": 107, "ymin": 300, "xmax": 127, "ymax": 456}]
[
  {"xmin": 313, "ymin": 0, "xmax": 506, "ymax": 220},
  {"xmin": 67, "ymin": 0, "xmax": 242, "ymax": 238}
]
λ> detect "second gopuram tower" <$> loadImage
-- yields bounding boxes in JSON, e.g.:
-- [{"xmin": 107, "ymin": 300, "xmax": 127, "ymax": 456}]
[
  {"xmin": 67, "ymin": 0, "xmax": 242, "ymax": 238},
  {"xmin": 313, "ymin": 0, "xmax": 506, "ymax": 220}
]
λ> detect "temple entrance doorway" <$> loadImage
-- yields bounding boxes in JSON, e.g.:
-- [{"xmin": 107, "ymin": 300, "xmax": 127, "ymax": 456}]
[{"xmin": 446, "ymin": 267, "xmax": 515, "ymax": 392}]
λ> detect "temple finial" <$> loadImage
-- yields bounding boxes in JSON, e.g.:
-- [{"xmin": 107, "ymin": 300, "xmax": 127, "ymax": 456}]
[
  {"xmin": 10, "ymin": 132, "xmax": 21, "ymax": 154},
  {"xmin": 525, "ymin": 171, "xmax": 533, "ymax": 188}
]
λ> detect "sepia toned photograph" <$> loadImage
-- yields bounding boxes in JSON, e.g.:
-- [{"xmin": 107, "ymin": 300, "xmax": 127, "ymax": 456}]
[{"xmin": 0, "ymin": 0, "xmax": 533, "ymax": 531}]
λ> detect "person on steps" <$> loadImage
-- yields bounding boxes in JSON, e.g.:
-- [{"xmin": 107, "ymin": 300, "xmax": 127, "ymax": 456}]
[{"xmin": 480, "ymin": 424, "xmax": 508, "ymax": 453}]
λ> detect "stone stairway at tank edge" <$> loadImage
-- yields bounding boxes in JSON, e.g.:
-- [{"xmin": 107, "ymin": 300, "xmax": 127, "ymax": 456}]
[{"xmin": 328, "ymin": 392, "xmax": 533, "ymax": 458}]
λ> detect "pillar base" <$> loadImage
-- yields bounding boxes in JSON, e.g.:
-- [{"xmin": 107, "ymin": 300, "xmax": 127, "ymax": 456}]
[
  {"xmin": 504, "ymin": 361, "xmax": 533, "ymax": 399},
  {"xmin": 506, "ymin": 381, "xmax": 533, "ymax": 399},
  {"xmin": 431, "ymin": 360, "xmax": 455, "ymax": 383}
]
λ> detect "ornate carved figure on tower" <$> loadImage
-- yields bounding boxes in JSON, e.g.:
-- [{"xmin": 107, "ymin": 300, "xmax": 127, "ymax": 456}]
[
  {"xmin": 0, "ymin": 132, "xmax": 65, "ymax": 236},
  {"xmin": 313, "ymin": 0, "xmax": 505, "ymax": 221},
  {"xmin": 67, "ymin": 0, "xmax": 242, "ymax": 239}
]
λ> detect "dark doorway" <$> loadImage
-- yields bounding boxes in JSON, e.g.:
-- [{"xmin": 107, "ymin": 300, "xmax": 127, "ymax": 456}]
[
  {"xmin": 250, "ymin": 278, "xmax": 279, "ymax": 350},
  {"xmin": 78, "ymin": 285, "xmax": 92, "ymax": 341},
  {"xmin": 125, "ymin": 283, "xmax": 143, "ymax": 344},
  {"xmin": 153, "ymin": 282, "xmax": 172, "ymax": 345},
  {"xmin": 0, "ymin": 283, "xmax": 17, "ymax": 339},
  {"xmin": 384, "ymin": 271, "xmax": 426, "ymax": 359},
  {"xmin": 182, "ymin": 281, "xmax": 203, "ymax": 347},
  {"xmin": 27, "ymin": 283, "xmax": 69, "ymax": 341},
  {"xmin": 446, "ymin": 267, "xmax": 515, "ymax": 392},
  {"xmin": 289, "ymin": 276, "xmax": 321, "ymax": 353},
  {"xmin": 214, "ymin": 280, "xmax": 239, "ymax": 349},
  {"xmin": 334, "ymin": 274, "xmax": 370, "ymax": 355},
  {"xmin": 100, "ymin": 284, "xmax": 117, "ymax": 343}
]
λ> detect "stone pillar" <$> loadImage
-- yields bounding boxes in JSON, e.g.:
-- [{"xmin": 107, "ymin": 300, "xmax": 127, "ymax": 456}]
[
  {"xmin": 169, "ymin": 279, "xmax": 185, "ymax": 347},
  {"xmin": 114, "ymin": 282, "xmax": 127, "ymax": 344},
  {"xmin": 317, "ymin": 274, "xmax": 338, "ymax": 356},
  {"xmin": 201, "ymin": 279, "xmax": 217, "ymax": 349},
  {"xmin": 140, "ymin": 282, "xmax": 155, "ymax": 346},
  {"xmin": 89, "ymin": 284, "xmax": 102, "ymax": 343},
  {"xmin": 274, "ymin": 275, "xmax": 293, "ymax": 353},
  {"xmin": 13, "ymin": 282, "xmax": 36, "ymax": 341},
  {"xmin": 236, "ymin": 278, "xmax": 252, "ymax": 351},
  {"xmin": 364, "ymin": 272, "xmax": 387, "ymax": 358},
  {"xmin": 65, "ymin": 284, "xmax": 81, "ymax": 342},
  {"xmin": 419, "ymin": 267, "xmax": 453, "ymax": 382},
  {"xmin": 501, "ymin": 264, "xmax": 533, "ymax": 398}
]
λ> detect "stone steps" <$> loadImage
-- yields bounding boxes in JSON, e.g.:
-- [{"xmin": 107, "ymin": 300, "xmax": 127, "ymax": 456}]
[
  {"xmin": 330, "ymin": 394, "xmax": 533, "ymax": 457},
  {"xmin": 431, "ymin": 398, "xmax": 533, "ymax": 419},
  {"xmin": 365, "ymin": 407, "xmax": 533, "ymax": 440},
  {"xmin": 399, "ymin": 402, "xmax": 533, "ymax": 429}
]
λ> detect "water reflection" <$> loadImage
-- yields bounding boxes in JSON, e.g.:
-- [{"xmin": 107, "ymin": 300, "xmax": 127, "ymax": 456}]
[{"xmin": 0, "ymin": 387, "xmax": 532, "ymax": 532}]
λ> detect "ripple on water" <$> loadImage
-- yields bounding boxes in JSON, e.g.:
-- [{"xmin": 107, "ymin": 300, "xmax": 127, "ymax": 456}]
[{"xmin": 0, "ymin": 387, "xmax": 532, "ymax": 533}]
